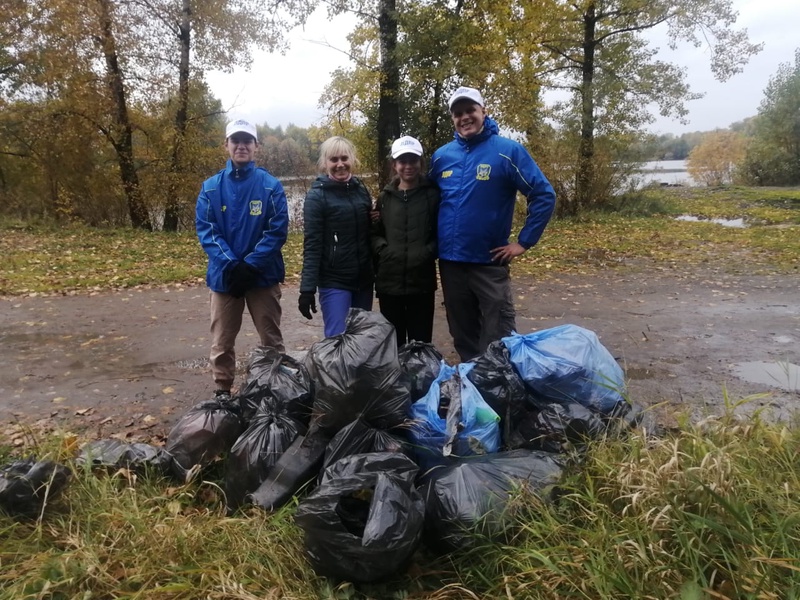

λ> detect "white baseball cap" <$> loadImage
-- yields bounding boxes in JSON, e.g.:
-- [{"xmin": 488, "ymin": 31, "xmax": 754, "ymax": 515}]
[
  {"xmin": 448, "ymin": 86, "xmax": 484, "ymax": 111},
  {"xmin": 390, "ymin": 135, "xmax": 424, "ymax": 159},
  {"xmin": 225, "ymin": 119, "xmax": 258, "ymax": 142}
]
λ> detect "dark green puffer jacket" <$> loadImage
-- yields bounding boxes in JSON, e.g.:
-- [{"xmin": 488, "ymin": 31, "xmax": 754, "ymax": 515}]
[
  {"xmin": 372, "ymin": 177, "xmax": 440, "ymax": 296},
  {"xmin": 300, "ymin": 175, "xmax": 374, "ymax": 293}
]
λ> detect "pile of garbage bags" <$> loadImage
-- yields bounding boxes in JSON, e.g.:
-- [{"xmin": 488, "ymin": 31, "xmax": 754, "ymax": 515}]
[
  {"xmin": 157, "ymin": 310, "xmax": 636, "ymax": 582},
  {"xmin": 2, "ymin": 309, "xmax": 639, "ymax": 584}
]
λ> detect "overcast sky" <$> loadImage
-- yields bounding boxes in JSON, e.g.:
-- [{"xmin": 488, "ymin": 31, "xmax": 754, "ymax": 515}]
[{"xmin": 206, "ymin": 0, "xmax": 799, "ymax": 136}]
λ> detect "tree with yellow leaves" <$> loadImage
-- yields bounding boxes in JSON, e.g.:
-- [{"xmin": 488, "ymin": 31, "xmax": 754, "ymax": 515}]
[{"xmin": 686, "ymin": 130, "xmax": 747, "ymax": 186}]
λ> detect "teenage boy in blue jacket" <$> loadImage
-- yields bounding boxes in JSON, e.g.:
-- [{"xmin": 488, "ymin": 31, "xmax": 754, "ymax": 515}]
[
  {"xmin": 429, "ymin": 87, "xmax": 556, "ymax": 361},
  {"xmin": 196, "ymin": 119, "xmax": 289, "ymax": 400}
]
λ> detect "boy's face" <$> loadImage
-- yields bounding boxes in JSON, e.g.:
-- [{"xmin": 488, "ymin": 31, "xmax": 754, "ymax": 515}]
[{"xmin": 226, "ymin": 134, "xmax": 257, "ymax": 167}]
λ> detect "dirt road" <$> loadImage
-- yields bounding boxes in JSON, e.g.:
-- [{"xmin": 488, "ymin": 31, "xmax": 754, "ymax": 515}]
[{"xmin": 2, "ymin": 263, "xmax": 798, "ymax": 443}]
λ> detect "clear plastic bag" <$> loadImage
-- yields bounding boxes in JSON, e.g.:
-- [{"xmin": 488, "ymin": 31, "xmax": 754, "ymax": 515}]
[{"xmin": 409, "ymin": 362, "xmax": 500, "ymax": 470}]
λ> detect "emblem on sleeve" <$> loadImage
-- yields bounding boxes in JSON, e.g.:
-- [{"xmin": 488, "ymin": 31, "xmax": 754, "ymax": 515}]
[
  {"xmin": 442, "ymin": 170, "xmax": 453, "ymax": 179},
  {"xmin": 476, "ymin": 164, "xmax": 491, "ymax": 181}
]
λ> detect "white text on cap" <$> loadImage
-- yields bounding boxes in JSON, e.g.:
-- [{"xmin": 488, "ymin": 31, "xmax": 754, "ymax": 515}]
[{"xmin": 391, "ymin": 135, "xmax": 424, "ymax": 159}]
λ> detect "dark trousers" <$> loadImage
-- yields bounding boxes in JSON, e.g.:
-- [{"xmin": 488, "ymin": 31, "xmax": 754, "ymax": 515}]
[
  {"xmin": 439, "ymin": 260, "xmax": 516, "ymax": 361},
  {"xmin": 378, "ymin": 292, "xmax": 435, "ymax": 347}
]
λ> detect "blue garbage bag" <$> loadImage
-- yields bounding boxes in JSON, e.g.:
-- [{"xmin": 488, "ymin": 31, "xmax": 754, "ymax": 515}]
[
  {"xmin": 503, "ymin": 324, "xmax": 626, "ymax": 415},
  {"xmin": 408, "ymin": 362, "xmax": 500, "ymax": 470}
]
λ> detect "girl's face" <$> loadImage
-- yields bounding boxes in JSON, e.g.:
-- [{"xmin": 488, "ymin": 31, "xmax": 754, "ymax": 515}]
[
  {"xmin": 326, "ymin": 153, "xmax": 352, "ymax": 182},
  {"xmin": 394, "ymin": 154, "xmax": 422, "ymax": 185}
]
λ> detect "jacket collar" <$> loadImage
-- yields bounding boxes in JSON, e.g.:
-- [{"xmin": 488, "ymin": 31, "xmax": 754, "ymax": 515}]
[
  {"xmin": 383, "ymin": 176, "xmax": 434, "ymax": 195},
  {"xmin": 225, "ymin": 159, "xmax": 255, "ymax": 180},
  {"xmin": 314, "ymin": 174, "xmax": 362, "ymax": 189},
  {"xmin": 454, "ymin": 116, "xmax": 499, "ymax": 147}
]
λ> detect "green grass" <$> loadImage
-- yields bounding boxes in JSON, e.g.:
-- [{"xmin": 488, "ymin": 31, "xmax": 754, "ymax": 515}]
[
  {"xmin": 2, "ymin": 186, "xmax": 800, "ymax": 598},
  {"xmin": 1, "ymin": 186, "xmax": 798, "ymax": 296},
  {"xmin": 3, "ymin": 407, "xmax": 800, "ymax": 598}
]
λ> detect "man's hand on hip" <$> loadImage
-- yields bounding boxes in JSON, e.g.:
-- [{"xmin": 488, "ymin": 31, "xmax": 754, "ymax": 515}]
[{"xmin": 490, "ymin": 242, "xmax": 526, "ymax": 265}]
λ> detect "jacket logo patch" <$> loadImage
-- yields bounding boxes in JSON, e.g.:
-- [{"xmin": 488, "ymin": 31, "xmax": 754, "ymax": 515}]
[
  {"xmin": 441, "ymin": 170, "xmax": 453, "ymax": 179},
  {"xmin": 249, "ymin": 200, "xmax": 262, "ymax": 216},
  {"xmin": 476, "ymin": 164, "xmax": 491, "ymax": 181},
  {"xmin": 222, "ymin": 205, "xmax": 227, "ymax": 212}
]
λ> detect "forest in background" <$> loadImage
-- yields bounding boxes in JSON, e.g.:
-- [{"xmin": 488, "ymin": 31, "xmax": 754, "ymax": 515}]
[{"xmin": 1, "ymin": 0, "xmax": 798, "ymax": 231}]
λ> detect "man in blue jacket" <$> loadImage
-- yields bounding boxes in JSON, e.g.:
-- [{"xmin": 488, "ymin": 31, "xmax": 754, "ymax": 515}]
[
  {"xmin": 429, "ymin": 86, "xmax": 556, "ymax": 361},
  {"xmin": 196, "ymin": 119, "xmax": 289, "ymax": 399}
]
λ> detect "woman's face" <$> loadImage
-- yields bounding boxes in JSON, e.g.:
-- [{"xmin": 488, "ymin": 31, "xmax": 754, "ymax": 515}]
[
  {"xmin": 394, "ymin": 154, "xmax": 422, "ymax": 185},
  {"xmin": 326, "ymin": 152, "xmax": 352, "ymax": 182}
]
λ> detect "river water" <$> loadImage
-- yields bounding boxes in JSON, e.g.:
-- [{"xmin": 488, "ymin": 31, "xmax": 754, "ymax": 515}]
[{"xmin": 636, "ymin": 159, "xmax": 693, "ymax": 186}]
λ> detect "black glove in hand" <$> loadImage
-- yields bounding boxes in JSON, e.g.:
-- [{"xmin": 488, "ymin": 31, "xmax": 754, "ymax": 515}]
[
  {"xmin": 298, "ymin": 292, "xmax": 317, "ymax": 319},
  {"xmin": 228, "ymin": 262, "xmax": 259, "ymax": 298}
]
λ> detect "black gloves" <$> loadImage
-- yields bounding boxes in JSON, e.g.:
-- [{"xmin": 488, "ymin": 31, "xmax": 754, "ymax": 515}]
[
  {"xmin": 298, "ymin": 292, "xmax": 317, "ymax": 319},
  {"xmin": 228, "ymin": 262, "xmax": 259, "ymax": 298}
]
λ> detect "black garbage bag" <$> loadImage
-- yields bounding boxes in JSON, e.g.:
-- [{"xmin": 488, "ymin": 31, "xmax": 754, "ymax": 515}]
[
  {"xmin": 225, "ymin": 405, "xmax": 306, "ymax": 511},
  {"xmin": 398, "ymin": 341, "xmax": 444, "ymax": 401},
  {"xmin": 166, "ymin": 397, "xmax": 243, "ymax": 470},
  {"xmin": 0, "ymin": 458, "xmax": 71, "ymax": 517},
  {"xmin": 421, "ymin": 449, "xmax": 563, "ymax": 554},
  {"xmin": 247, "ymin": 429, "xmax": 330, "ymax": 511},
  {"xmin": 467, "ymin": 340, "xmax": 529, "ymax": 445},
  {"xmin": 507, "ymin": 402, "xmax": 606, "ymax": 453},
  {"xmin": 295, "ymin": 452, "xmax": 424, "ymax": 582},
  {"xmin": 77, "ymin": 439, "xmax": 187, "ymax": 480},
  {"xmin": 304, "ymin": 309, "xmax": 410, "ymax": 435},
  {"xmin": 604, "ymin": 399, "xmax": 646, "ymax": 433},
  {"xmin": 237, "ymin": 347, "xmax": 314, "ymax": 426},
  {"xmin": 322, "ymin": 418, "xmax": 411, "ymax": 477}
]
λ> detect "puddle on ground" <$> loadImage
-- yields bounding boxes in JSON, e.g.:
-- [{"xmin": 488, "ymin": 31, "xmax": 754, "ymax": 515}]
[
  {"xmin": 675, "ymin": 215, "xmax": 747, "ymax": 228},
  {"xmin": 731, "ymin": 361, "xmax": 800, "ymax": 392}
]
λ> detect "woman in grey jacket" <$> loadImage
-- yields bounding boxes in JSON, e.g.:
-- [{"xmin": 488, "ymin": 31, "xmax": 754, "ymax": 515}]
[
  {"xmin": 298, "ymin": 136, "xmax": 374, "ymax": 337},
  {"xmin": 372, "ymin": 136, "xmax": 440, "ymax": 346}
]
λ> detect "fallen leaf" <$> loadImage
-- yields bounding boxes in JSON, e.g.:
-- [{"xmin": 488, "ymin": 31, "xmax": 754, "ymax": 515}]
[
  {"xmin": 162, "ymin": 386, "xmax": 175, "ymax": 394},
  {"xmin": 61, "ymin": 434, "xmax": 79, "ymax": 453}
]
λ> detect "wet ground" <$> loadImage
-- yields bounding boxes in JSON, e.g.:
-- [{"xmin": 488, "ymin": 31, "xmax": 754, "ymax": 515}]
[{"xmin": 1, "ymin": 262, "xmax": 798, "ymax": 443}]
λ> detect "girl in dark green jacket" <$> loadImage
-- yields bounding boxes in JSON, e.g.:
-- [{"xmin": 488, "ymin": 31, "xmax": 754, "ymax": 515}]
[{"xmin": 372, "ymin": 136, "xmax": 440, "ymax": 346}]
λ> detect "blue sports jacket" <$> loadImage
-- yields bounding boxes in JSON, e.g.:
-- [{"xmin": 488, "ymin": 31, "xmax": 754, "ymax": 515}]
[
  {"xmin": 196, "ymin": 160, "xmax": 289, "ymax": 292},
  {"xmin": 429, "ymin": 117, "xmax": 556, "ymax": 264}
]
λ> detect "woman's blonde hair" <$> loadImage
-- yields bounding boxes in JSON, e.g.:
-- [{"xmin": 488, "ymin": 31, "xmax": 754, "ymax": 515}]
[{"xmin": 317, "ymin": 136, "xmax": 360, "ymax": 173}]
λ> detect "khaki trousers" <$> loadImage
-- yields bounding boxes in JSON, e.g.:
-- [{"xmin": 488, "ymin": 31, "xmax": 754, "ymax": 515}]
[{"xmin": 209, "ymin": 284, "xmax": 284, "ymax": 391}]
